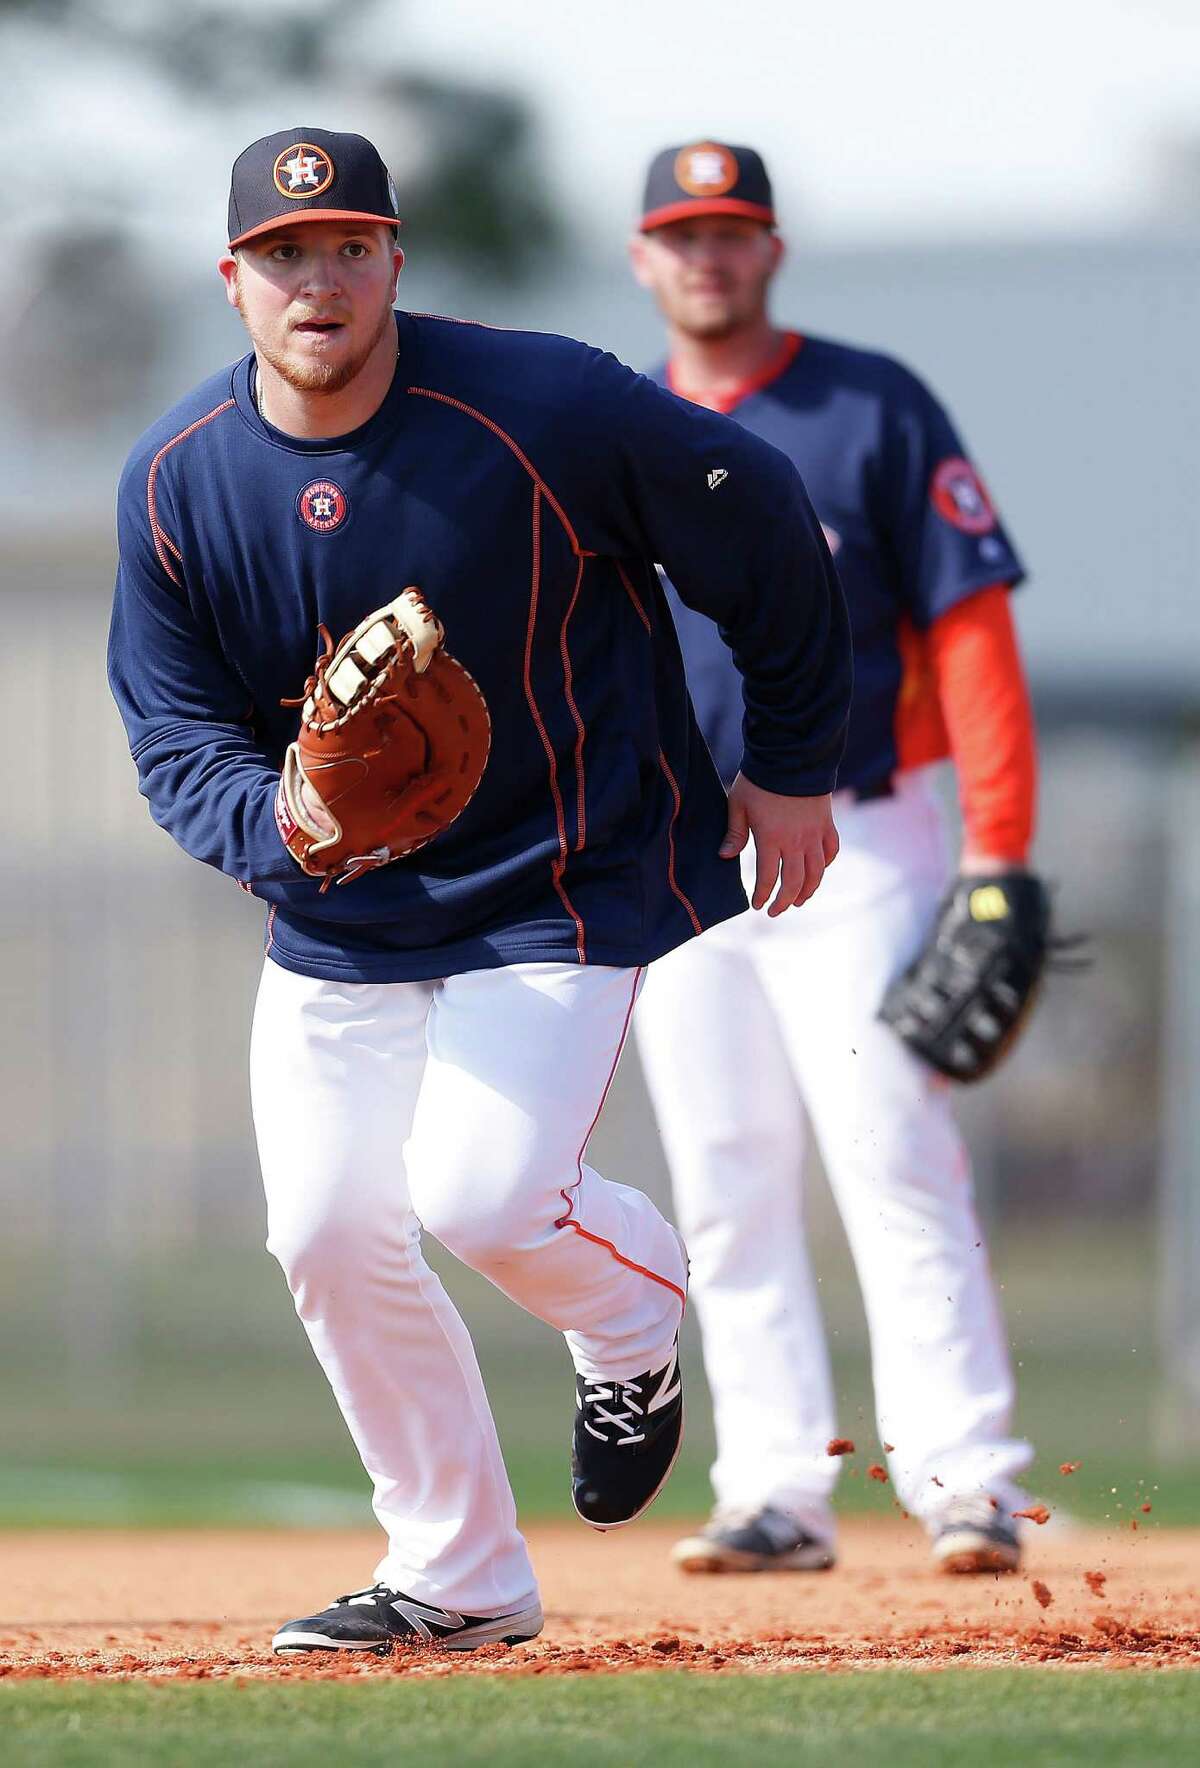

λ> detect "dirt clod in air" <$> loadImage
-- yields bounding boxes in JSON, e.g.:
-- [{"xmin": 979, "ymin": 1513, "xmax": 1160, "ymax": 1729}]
[
  {"xmin": 1013, "ymin": 1504, "xmax": 1051, "ymax": 1526},
  {"xmin": 826, "ymin": 1438, "xmax": 856, "ymax": 1457}
]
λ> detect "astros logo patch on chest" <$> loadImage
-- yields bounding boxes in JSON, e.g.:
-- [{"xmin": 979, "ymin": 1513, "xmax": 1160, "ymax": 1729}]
[{"xmin": 297, "ymin": 480, "xmax": 349, "ymax": 534}]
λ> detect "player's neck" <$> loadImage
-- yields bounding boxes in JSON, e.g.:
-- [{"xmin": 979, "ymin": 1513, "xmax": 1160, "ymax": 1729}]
[
  {"xmin": 667, "ymin": 318, "xmax": 789, "ymax": 413},
  {"xmin": 254, "ymin": 321, "xmax": 400, "ymax": 439}
]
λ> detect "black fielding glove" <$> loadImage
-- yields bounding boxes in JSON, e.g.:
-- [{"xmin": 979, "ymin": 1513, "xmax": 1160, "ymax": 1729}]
[{"xmin": 879, "ymin": 873, "xmax": 1055, "ymax": 1083}]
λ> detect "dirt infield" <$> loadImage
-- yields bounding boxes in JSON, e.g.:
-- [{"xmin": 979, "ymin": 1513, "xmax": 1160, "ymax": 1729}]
[{"xmin": 2, "ymin": 1518, "xmax": 1198, "ymax": 1680}]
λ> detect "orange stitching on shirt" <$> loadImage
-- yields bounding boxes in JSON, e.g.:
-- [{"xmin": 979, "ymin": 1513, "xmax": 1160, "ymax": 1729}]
[
  {"xmin": 524, "ymin": 487, "xmax": 586, "ymax": 963},
  {"xmin": 406, "ymin": 386, "xmax": 582, "ymax": 555},
  {"xmin": 561, "ymin": 553, "xmax": 588, "ymax": 852},
  {"xmin": 656, "ymin": 748, "xmax": 703, "ymax": 935},
  {"xmin": 616, "ymin": 560, "xmax": 652, "ymax": 633},
  {"xmin": 145, "ymin": 399, "xmax": 235, "ymax": 587},
  {"xmin": 615, "ymin": 564, "xmax": 703, "ymax": 934}
]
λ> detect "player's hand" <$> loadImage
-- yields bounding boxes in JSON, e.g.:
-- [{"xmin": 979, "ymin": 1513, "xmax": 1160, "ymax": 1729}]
[
  {"xmin": 720, "ymin": 775, "xmax": 839, "ymax": 915},
  {"xmin": 299, "ymin": 776, "xmax": 338, "ymax": 838}
]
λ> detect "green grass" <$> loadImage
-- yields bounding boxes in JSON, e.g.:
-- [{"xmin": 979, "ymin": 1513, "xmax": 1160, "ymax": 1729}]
[
  {"xmin": 5, "ymin": 1670, "xmax": 1200, "ymax": 1767},
  {"xmin": 2, "ymin": 1222, "xmax": 1193, "ymax": 1530},
  {"xmin": 0, "ymin": 1447, "xmax": 1190, "ymax": 1533}
]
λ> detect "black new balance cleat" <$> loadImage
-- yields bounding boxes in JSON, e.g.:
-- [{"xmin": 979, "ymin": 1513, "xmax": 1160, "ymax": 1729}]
[
  {"xmin": 571, "ymin": 1340, "xmax": 684, "ymax": 1529},
  {"xmin": 931, "ymin": 1494, "xmax": 1021, "ymax": 1574},
  {"xmin": 671, "ymin": 1506, "xmax": 836, "ymax": 1574},
  {"xmin": 271, "ymin": 1584, "xmax": 544, "ymax": 1655}
]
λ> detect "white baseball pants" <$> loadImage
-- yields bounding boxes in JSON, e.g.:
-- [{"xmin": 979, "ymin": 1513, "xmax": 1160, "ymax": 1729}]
[
  {"xmin": 635, "ymin": 768, "xmax": 1032, "ymax": 1534},
  {"xmin": 251, "ymin": 958, "xmax": 686, "ymax": 1615}
]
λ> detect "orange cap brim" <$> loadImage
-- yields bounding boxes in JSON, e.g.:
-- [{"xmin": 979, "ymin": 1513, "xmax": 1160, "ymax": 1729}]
[
  {"xmin": 229, "ymin": 209, "xmax": 402, "ymax": 249},
  {"xmin": 639, "ymin": 197, "xmax": 775, "ymax": 233}
]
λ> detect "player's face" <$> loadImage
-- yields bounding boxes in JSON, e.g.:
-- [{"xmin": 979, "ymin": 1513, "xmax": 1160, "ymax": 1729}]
[
  {"xmin": 630, "ymin": 216, "xmax": 782, "ymax": 340},
  {"xmin": 219, "ymin": 222, "xmax": 403, "ymax": 395}
]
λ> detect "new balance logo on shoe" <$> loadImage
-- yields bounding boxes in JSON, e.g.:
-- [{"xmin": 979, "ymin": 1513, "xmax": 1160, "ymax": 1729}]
[
  {"xmin": 707, "ymin": 468, "xmax": 728, "ymax": 490},
  {"xmin": 386, "ymin": 1595, "xmax": 466, "ymax": 1639},
  {"xmin": 647, "ymin": 1348, "xmax": 682, "ymax": 1413}
]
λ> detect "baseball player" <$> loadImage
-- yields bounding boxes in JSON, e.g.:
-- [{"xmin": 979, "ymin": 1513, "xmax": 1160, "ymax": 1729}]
[
  {"xmin": 107, "ymin": 128, "xmax": 851, "ymax": 1654},
  {"xmin": 629, "ymin": 142, "xmax": 1037, "ymax": 1575}
]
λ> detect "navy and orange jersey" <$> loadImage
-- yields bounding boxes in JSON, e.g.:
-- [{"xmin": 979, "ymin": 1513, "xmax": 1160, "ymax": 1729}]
[
  {"xmin": 653, "ymin": 332, "xmax": 1026, "ymax": 797},
  {"xmin": 109, "ymin": 311, "xmax": 851, "ymax": 984}
]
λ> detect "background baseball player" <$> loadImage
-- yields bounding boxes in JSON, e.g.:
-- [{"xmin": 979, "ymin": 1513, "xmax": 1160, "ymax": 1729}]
[
  {"xmin": 107, "ymin": 129, "xmax": 851, "ymax": 1654},
  {"xmin": 630, "ymin": 141, "xmax": 1038, "ymax": 1575}
]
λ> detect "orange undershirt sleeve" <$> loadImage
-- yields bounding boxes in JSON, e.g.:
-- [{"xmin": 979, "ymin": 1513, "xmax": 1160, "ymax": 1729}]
[{"xmin": 926, "ymin": 583, "xmax": 1037, "ymax": 866}]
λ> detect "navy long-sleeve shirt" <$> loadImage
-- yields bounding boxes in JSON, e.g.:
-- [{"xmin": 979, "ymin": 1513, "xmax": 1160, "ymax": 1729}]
[
  {"xmin": 109, "ymin": 310, "xmax": 850, "ymax": 982},
  {"xmin": 651, "ymin": 334, "xmax": 1024, "ymax": 792}
]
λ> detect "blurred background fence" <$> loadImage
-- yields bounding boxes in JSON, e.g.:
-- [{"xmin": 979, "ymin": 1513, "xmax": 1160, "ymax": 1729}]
[{"xmin": 4, "ymin": 0, "xmax": 1199, "ymax": 1532}]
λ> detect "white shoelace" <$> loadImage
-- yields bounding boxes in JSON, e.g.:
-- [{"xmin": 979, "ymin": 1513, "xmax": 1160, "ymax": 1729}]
[{"xmin": 582, "ymin": 1377, "xmax": 646, "ymax": 1446}]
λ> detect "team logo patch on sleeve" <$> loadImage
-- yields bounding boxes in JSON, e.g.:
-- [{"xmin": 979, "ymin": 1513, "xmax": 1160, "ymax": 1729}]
[
  {"xmin": 674, "ymin": 143, "xmax": 738, "ymax": 197},
  {"xmin": 273, "ymin": 143, "xmax": 335, "ymax": 199},
  {"xmin": 297, "ymin": 480, "xmax": 349, "ymax": 534},
  {"xmin": 930, "ymin": 458, "xmax": 997, "ymax": 535}
]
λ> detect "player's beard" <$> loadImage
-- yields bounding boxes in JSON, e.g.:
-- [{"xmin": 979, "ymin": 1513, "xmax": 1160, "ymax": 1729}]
[
  {"xmin": 676, "ymin": 309, "xmax": 744, "ymax": 343},
  {"xmin": 239, "ymin": 280, "xmax": 396, "ymax": 397},
  {"xmin": 666, "ymin": 282, "xmax": 767, "ymax": 344}
]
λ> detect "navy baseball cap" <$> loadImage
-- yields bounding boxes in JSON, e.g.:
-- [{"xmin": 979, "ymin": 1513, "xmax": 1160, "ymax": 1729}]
[
  {"xmin": 639, "ymin": 141, "xmax": 775, "ymax": 232},
  {"xmin": 228, "ymin": 127, "xmax": 401, "ymax": 249}
]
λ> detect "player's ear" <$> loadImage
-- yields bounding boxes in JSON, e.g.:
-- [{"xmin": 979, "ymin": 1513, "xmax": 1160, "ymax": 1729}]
[
  {"xmin": 767, "ymin": 232, "xmax": 785, "ymax": 275},
  {"xmin": 392, "ymin": 244, "xmax": 405, "ymax": 293},
  {"xmin": 217, "ymin": 253, "xmax": 241, "ymax": 309},
  {"xmin": 628, "ymin": 233, "xmax": 655, "ymax": 289}
]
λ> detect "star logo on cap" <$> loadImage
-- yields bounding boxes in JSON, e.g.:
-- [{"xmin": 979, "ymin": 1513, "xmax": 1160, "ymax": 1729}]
[
  {"xmin": 273, "ymin": 142, "xmax": 335, "ymax": 200},
  {"xmin": 674, "ymin": 143, "xmax": 738, "ymax": 197},
  {"xmin": 282, "ymin": 151, "xmax": 325, "ymax": 191}
]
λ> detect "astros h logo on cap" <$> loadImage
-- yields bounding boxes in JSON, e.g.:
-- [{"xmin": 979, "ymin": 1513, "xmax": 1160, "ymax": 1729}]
[
  {"xmin": 673, "ymin": 143, "xmax": 738, "ymax": 198},
  {"xmin": 273, "ymin": 142, "xmax": 336, "ymax": 200}
]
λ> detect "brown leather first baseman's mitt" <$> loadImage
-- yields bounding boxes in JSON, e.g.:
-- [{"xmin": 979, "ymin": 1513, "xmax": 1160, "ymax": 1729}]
[{"xmin": 275, "ymin": 589, "xmax": 491, "ymax": 889}]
